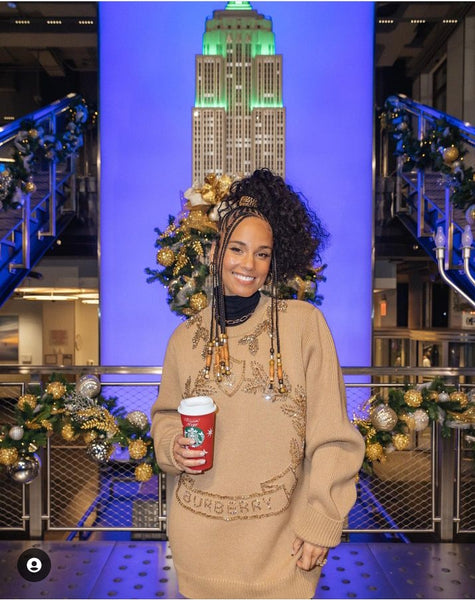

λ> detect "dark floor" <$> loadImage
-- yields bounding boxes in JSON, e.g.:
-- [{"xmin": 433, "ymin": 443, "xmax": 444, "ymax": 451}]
[{"xmin": 0, "ymin": 539, "xmax": 474, "ymax": 599}]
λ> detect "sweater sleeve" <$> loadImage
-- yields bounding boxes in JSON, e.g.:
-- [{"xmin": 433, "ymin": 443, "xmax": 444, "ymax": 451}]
[
  {"xmin": 150, "ymin": 331, "xmax": 185, "ymax": 475},
  {"xmin": 292, "ymin": 307, "xmax": 365, "ymax": 548}
]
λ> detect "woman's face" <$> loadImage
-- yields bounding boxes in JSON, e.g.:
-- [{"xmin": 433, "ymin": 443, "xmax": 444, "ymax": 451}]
[{"xmin": 221, "ymin": 216, "xmax": 273, "ymax": 297}]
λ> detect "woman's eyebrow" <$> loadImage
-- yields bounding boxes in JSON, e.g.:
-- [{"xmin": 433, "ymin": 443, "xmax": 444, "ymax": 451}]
[{"xmin": 229, "ymin": 239, "xmax": 273, "ymax": 251}]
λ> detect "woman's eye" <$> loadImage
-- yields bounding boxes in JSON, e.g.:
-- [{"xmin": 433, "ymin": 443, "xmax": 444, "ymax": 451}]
[
  {"xmin": 258, "ymin": 252, "xmax": 271, "ymax": 259},
  {"xmin": 229, "ymin": 246, "xmax": 242, "ymax": 254}
]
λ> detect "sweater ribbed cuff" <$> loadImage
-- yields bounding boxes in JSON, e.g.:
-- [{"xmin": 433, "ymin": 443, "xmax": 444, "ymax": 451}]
[
  {"xmin": 157, "ymin": 432, "xmax": 182, "ymax": 475},
  {"xmin": 293, "ymin": 502, "xmax": 344, "ymax": 548}
]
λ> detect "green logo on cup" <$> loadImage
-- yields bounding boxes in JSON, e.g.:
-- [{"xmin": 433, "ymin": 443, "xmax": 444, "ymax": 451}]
[{"xmin": 184, "ymin": 426, "xmax": 205, "ymax": 447}]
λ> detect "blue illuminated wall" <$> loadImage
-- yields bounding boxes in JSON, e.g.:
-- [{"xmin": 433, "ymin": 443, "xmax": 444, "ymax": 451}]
[{"xmin": 99, "ymin": 1, "xmax": 374, "ymax": 367}]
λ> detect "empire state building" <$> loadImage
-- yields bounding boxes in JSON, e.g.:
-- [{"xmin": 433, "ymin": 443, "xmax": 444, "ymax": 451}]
[{"xmin": 192, "ymin": 1, "xmax": 285, "ymax": 186}]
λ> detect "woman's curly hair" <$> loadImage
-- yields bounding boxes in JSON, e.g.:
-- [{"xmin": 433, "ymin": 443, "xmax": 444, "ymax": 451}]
[{"xmin": 218, "ymin": 168, "xmax": 328, "ymax": 280}]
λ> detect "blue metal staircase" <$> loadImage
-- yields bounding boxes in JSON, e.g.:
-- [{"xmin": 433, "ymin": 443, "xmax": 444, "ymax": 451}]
[
  {"xmin": 0, "ymin": 94, "xmax": 83, "ymax": 306},
  {"xmin": 382, "ymin": 95, "xmax": 475, "ymax": 308}
]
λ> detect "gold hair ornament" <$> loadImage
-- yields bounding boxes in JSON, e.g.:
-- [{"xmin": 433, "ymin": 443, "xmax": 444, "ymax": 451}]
[{"xmin": 239, "ymin": 195, "xmax": 258, "ymax": 208}]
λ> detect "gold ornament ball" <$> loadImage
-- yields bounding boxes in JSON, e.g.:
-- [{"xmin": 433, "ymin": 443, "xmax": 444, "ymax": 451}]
[
  {"xmin": 61, "ymin": 423, "xmax": 79, "ymax": 442},
  {"xmin": 126, "ymin": 411, "xmax": 149, "ymax": 431},
  {"xmin": 18, "ymin": 394, "xmax": 37, "ymax": 411},
  {"xmin": 156, "ymin": 248, "xmax": 175, "ymax": 267},
  {"xmin": 428, "ymin": 390, "xmax": 439, "ymax": 402},
  {"xmin": 0, "ymin": 447, "xmax": 19, "ymax": 466},
  {"xmin": 365, "ymin": 442, "xmax": 384, "ymax": 462},
  {"xmin": 47, "ymin": 381, "xmax": 66, "ymax": 400},
  {"xmin": 404, "ymin": 389, "xmax": 423, "ymax": 407},
  {"xmin": 370, "ymin": 404, "xmax": 398, "ymax": 432},
  {"xmin": 393, "ymin": 433, "xmax": 410, "ymax": 451},
  {"xmin": 189, "ymin": 292, "xmax": 208, "ymax": 313},
  {"xmin": 28, "ymin": 128, "xmax": 39, "ymax": 138},
  {"xmin": 128, "ymin": 439, "xmax": 148, "ymax": 460},
  {"xmin": 83, "ymin": 430, "xmax": 98, "ymax": 444},
  {"xmin": 135, "ymin": 462, "xmax": 153, "ymax": 482},
  {"xmin": 443, "ymin": 146, "xmax": 459, "ymax": 163},
  {"xmin": 400, "ymin": 412, "xmax": 416, "ymax": 430},
  {"xmin": 450, "ymin": 391, "xmax": 468, "ymax": 407},
  {"xmin": 24, "ymin": 181, "xmax": 37, "ymax": 194}
]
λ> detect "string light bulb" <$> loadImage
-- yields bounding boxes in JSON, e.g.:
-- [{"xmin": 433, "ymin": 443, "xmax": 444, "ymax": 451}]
[
  {"xmin": 462, "ymin": 225, "xmax": 473, "ymax": 249},
  {"xmin": 434, "ymin": 226, "xmax": 446, "ymax": 249}
]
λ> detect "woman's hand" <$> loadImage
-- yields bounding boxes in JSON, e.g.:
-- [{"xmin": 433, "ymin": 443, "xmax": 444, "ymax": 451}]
[
  {"xmin": 173, "ymin": 434, "xmax": 207, "ymax": 474},
  {"xmin": 292, "ymin": 537, "xmax": 329, "ymax": 571}
]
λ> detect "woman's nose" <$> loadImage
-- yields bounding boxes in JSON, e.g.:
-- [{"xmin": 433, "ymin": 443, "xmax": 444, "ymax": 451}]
[{"xmin": 241, "ymin": 253, "xmax": 255, "ymax": 270}]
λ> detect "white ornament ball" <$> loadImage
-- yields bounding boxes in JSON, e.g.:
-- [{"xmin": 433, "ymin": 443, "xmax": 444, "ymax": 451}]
[
  {"xmin": 413, "ymin": 408, "xmax": 430, "ymax": 432},
  {"xmin": 76, "ymin": 374, "xmax": 101, "ymax": 398},
  {"xmin": 9, "ymin": 425, "xmax": 24, "ymax": 441}
]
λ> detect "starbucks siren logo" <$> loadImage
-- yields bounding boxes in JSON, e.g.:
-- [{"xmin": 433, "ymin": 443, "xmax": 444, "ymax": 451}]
[{"xmin": 185, "ymin": 426, "xmax": 205, "ymax": 447}]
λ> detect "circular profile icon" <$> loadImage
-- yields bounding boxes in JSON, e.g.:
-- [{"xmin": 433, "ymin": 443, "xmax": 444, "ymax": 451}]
[{"xmin": 17, "ymin": 548, "xmax": 51, "ymax": 582}]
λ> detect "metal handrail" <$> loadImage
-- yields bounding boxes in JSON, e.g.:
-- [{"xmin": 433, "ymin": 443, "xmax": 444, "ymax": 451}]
[
  {"xmin": 0, "ymin": 93, "xmax": 81, "ymax": 142},
  {"xmin": 393, "ymin": 93, "xmax": 475, "ymax": 142},
  {"xmin": 1, "ymin": 365, "xmax": 475, "ymax": 378}
]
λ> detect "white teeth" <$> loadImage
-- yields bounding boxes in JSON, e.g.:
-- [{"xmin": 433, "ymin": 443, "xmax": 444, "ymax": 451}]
[{"xmin": 234, "ymin": 273, "xmax": 254, "ymax": 282}]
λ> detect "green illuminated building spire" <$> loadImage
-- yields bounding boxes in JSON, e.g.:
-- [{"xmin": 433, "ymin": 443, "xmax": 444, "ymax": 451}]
[
  {"xmin": 225, "ymin": 1, "xmax": 252, "ymax": 10},
  {"xmin": 192, "ymin": 3, "xmax": 286, "ymax": 185}
]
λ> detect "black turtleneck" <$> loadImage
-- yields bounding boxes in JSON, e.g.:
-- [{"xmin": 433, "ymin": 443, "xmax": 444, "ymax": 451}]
[{"xmin": 224, "ymin": 291, "xmax": 260, "ymax": 326}]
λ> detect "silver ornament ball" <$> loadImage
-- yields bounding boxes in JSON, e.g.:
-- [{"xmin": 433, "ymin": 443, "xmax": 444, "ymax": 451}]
[
  {"xmin": 86, "ymin": 440, "xmax": 112, "ymax": 463},
  {"xmin": 465, "ymin": 204, "xmax": 475, "ymax": 226},
  {"xmin": 126, "ymin": 411, "xmax": 149, "ymax": 431},
  {"xmin": 438, "ymin": 392, "xmax": 450, "ymax": 403},
  {"xmin": 7, "ymin": 454, "xmax": 40, "ymax": 484},
  {"xmin": 8, "ymin": 425, "xmax": 24, "ymax": 441},
  {"xmin": 77, "ymin": 374, "xmax": 101, "ymax": 398},
  {"xmin": 370, "ymin": 404, "xmax": 398, "ymax": 431},
  {"xmin": 413, "ymin": 408, "xmax": 430, "ymax": 432}
]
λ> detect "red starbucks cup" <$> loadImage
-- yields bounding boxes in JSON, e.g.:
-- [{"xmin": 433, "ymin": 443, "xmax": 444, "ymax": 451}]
[{"xmin": 178, "ymin": 396, "xmax": 217, "ymax": 471}]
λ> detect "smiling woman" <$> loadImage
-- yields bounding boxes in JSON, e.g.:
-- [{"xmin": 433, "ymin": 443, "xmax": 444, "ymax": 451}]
[{"xmin": 151, "ymin": 168, "xmax": 365, "ymax": 599}]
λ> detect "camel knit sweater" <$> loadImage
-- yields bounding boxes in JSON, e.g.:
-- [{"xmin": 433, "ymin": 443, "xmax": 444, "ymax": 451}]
[{"xmin": 151, "ymin": 296, "xmax": 364, "ymax": 599}]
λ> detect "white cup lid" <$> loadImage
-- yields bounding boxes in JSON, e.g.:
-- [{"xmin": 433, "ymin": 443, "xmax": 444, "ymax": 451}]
[{"xmin": 178, "ymin": 395, "xmax": 216, "ymax": 416}]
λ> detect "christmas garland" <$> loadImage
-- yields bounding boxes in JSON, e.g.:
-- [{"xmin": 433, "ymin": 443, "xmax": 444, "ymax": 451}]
[
  {"xmin": 383, "ymin": 95, "xmax": 475, "ymax": 213},
  {"xmin": 145, "ymin": 173, "xmax": 326, "ymax": 317},
  {"xmin": 1, "ymin": 375, "xmax": 473, "ymax": 489},
  {"xmin": 0, "ymin": 99, "xmax": 92, "ymax": 211},
  {"xmin": 0, "ymin": 375, "xmax": 158, "ymax": 485},
  {"xmin": 354, "ymin": 377, "xmax": 475, "ymax": 474}
]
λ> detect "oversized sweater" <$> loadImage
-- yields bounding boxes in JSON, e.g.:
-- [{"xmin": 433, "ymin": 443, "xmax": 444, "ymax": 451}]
[{"xmin": 151, "ymin": 296, "xmax": 365, "ymax": 599}]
